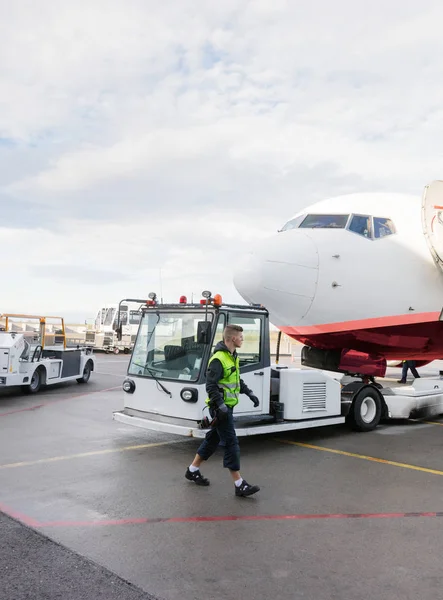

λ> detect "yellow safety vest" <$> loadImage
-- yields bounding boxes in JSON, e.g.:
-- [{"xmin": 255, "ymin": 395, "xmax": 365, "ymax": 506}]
[{"xmin": 206, "ymin": 350, "xmax": 241, "ymax": 408}]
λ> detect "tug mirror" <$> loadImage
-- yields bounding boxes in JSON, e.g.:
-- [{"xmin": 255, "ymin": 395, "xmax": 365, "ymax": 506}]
[{"xmin": 197, "ymin": 321, "xmax": 212, "ymax": 344}]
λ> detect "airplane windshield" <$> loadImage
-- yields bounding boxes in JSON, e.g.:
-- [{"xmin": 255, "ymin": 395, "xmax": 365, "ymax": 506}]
[
  {"xmin": 299, "ymin": 214, "xmax": 349, "ymax": 229},
  {"xmin": 280, "ymin": 212, "xmax": 396, "ymax": 240},
  {"xmin": 348, "ymin": 215, "xmax": 371, "ymax": 238},
  {"xmin": 374, "ymin": 217, "xmax": 396, "ymax": 238},
  {"xmin": 347, "ymin": 215, "xmax": 396, "ymax": 239},
  {"xmin": 281, "ymin": 214, "xmax": 349, "ymax": 231},
  {"xmin": 281, "ymin": 215, "xmax": 306, "ymax": 231}
]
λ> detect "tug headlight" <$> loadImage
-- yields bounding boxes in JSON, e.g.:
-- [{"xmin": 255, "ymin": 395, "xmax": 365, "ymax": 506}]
[
  {"xmin": 123, "ymin": 379, "xmax": 136, "ymax": 393},
  {"xmin": 180, "ymin": 388, "xmax": 198, "ymax": 403}
]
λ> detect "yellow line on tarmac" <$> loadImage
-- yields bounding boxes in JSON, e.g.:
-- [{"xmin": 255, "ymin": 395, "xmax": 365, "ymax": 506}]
[
  {"xmin": 276, "ymin": 439, "xmax": 443, "ymax": 477},
  {"xmin": 424, "ymin": 421, "xmax": 443, "ymax": 426},
  {"xmin": 0, "ymin": 440, "xmax": 185, "ymax": 470}
]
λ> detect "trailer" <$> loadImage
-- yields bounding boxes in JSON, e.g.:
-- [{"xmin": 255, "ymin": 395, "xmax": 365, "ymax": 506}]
[
  {"xmin": 85, "ymin": 329, "xmax": 133, "ymax": 355},
  {"xmin": 89, "ymin": 299, "xmax": 146, "ymax": 354},
  {"xmin": 113, "ymin": 293, "xmax": 443, "ymax": 437},
  {"xmin": 0, "ymin": 314, "xmax": 95, "ymax": 394}
]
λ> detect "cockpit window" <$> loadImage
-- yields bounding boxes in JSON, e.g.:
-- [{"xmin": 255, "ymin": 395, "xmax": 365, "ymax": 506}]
[
  {"xmin": 374, "ymin": 217, "xmax": 396, "ymax": 239},
  {"xmin": 348, "ymin": 215, "xmax": 371, "ymax": 238},
  {"xmin": 280, "ymin": 212, "xmax": 396, "ymax": 240},
  {"xmin": 298, "ymin": 214, "xmax": 349, "ymax": 229},
  {"xmin": 280, "ymin": 215, "xmax": 306, "ymax": 231}
]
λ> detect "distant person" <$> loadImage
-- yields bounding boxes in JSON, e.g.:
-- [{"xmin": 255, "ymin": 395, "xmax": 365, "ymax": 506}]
[
  {"xmin": 398, "ymin": 360, "xmax": 420, "ymax": 384},
  {"xmin": 185, "ymin": 324, "xmax": 261, "ymax": 497}
]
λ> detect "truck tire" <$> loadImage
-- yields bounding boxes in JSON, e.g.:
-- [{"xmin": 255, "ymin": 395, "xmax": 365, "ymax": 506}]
[
  {"xmin": 349, "ymin": 387, "xmax": 382, "ymax": 432},
  {"xmin": 23, "ymin": 367, "xmax": 43, "ymax": 394},
  {"xmin": 77, "ymin": 361, "xmax": 92, "ymax": 384},
  {"xmin": 113, "ymin": 347, "xmax": 120, "ymax": 355}
]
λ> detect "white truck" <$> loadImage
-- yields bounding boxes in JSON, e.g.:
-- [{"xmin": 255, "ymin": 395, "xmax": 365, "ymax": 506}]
[
  {"xmin": 113, "ymin": 293, "xmax": 443, "ymax": 437},
  {"xmin": 0, "ymin": 314, "xmax": 95, "ymax": 394}
]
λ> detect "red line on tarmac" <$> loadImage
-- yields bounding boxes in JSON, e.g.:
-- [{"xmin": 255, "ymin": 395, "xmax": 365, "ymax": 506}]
[
  {"xmin": 0, "ymin": 502, "xmax": 41, "ymax": 527},
  {"xmin": 36, "ymin": 511, "xmax": 443, "ymax": 528},
  {"xmin": 0, "ymin": 404, "xmax": 45, "ymax": 417},
  {"xmin": 0, "ymin": 386, "xmax": 120, "ymax": 417}
]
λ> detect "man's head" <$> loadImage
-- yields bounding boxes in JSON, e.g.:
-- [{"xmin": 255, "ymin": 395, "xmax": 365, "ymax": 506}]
[{"xmin": 223, "ymin": 324, "xmax": 244, "ymax": 349}]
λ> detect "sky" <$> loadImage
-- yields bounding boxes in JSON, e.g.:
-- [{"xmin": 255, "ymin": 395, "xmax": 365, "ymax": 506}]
[{"xmin": 1, "ymin": 0, "xmax": 443, "ymax": 322}]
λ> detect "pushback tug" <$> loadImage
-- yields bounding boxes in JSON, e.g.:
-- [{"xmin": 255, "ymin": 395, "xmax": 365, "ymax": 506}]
[
  {"xmin": 113, "ymin": 292, "xmax": 443, "ymax": 437},
  {"xmin": 0, "ymin": 314, "xmax": 94, "ymax": 393}
]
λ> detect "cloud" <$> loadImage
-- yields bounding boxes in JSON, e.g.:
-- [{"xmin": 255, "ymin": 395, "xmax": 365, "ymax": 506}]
[
  {"xmin": 32, "ymin": 265, "xmax": 134, "ymax": 284},
  {"xmin": 1, "ymin": 0, "xmax": 443, "ymax": 317},
  {"xmin": 0, "ymin": 210, "xmax": 273, "ymax": 317}
]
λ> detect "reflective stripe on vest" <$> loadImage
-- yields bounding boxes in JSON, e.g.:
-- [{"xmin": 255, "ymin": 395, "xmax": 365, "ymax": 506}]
[{"xmin": 206, "ymin": 350, "xmax": 240, "ymax": 407}]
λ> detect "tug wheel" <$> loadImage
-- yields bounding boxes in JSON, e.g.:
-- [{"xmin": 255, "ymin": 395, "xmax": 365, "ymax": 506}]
[
  {"xmin": 349, "ymin": 387, "xmax": 382, "ymax": 432},
  {"xmin": 22, "ymin": 367, "xmax": 44, "ymax": 394},
  {"xmin": 77, "ymin": 361, "xmax": 92, "ymax": 384}
]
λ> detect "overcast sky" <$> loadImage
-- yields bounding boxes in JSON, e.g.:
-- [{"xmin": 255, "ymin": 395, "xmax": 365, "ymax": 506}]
[{"xmin": 1, "ymin": 0, "xmax": 443, "ymax": 321}]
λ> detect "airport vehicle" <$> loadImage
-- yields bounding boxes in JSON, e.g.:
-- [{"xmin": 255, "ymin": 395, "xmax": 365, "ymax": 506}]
[
  {"xmin": 234, "ymin": 180, "xmax": 443, "ymax": 377},
  {"xmin": 88, "ymin": 300, "xmax": 144, "ymax": 354},
  {"xmin": 0, "ymin": 314, "xmax": 95, "ymax": 393},
  {"xmin": 113, "ymin": 293, "xmax": 443, "ymax": 438}
]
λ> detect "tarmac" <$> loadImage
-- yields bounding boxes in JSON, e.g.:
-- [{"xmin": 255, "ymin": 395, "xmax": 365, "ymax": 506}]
[{"xmin": 1, "ymin": 354, "xmax": 443, "ymax": 600}]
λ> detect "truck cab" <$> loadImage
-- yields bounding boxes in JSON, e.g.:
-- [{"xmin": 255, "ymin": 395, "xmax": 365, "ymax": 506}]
[
  {"xmin": 113, "ymin": 293, "xmax": 347, "ymax": 436},
  {"xmin": 124, "ymin": 298, "xmax": 268, "ymax": 410}
]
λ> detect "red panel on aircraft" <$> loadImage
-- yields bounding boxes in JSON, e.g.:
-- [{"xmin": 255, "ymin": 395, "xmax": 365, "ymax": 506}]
[
  {"xmin": 281, "ymin": 312, "xmax": 443, "ymax": 362},
  {"xmin": 339, "ymin": 349, "xmax": 386, "ymax": 377}
]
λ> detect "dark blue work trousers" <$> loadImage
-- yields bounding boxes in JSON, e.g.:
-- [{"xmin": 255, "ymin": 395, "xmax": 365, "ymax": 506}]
[
  {"xmin": 196, "ymin": 407, "xmax": 240, "ymax": 471},
  {"xmin": 402, "ymin": 360, "xmax": 420, "ymax": 381}
]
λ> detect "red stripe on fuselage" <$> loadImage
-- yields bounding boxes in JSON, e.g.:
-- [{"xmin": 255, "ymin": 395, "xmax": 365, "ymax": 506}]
[
  {"xmin": 281, "ymin": 311, "xmax": 441, "ymax": 336},
  {"xmin": 280, "ymin": 312, "xmax": 443, "ymax": 361}
]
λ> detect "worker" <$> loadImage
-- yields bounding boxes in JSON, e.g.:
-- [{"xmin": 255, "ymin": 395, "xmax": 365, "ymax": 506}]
[
  {"xmin": 185, "ymin": 324, "xmax": 260, "ymax": 497},
  {"xmin": 398, "ymin": 360, "xmax": 420, "ymax": 384}
]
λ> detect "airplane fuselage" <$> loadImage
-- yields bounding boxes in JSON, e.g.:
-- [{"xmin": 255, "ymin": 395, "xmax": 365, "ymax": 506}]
[{"xmin": 234, "ymin": 191, "xmax": 443, "ymax": 373}]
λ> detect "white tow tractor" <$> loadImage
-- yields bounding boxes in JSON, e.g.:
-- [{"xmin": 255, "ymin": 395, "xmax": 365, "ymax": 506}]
[
  {"xmin": 113, "ymin": 293, "xmax": 443, "ymax": 437},
  {"xmin": 0, "ymin": 314, "xmax": 95, "ymax": 394}
]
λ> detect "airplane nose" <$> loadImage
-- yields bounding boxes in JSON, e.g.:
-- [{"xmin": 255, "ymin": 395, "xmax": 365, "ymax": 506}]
[{"xmin": 234, "ymin": 231, "xmax": 319, "ymax": 325}]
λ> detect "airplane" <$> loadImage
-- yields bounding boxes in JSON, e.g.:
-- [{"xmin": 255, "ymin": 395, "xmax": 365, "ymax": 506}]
[{"xmin": 233, "ymin": 180, "xmax": 443, "ymax": 378}]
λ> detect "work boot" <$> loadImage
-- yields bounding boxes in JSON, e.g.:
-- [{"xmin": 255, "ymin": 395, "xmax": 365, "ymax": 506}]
[
  {"xmin": 397, "ymin": 379, "xmax": 406, "ymax": 384},
  {"xmin": 185, "ymin": 468, "xmax": 210, "ymax": 486},
  {"xmin": 235, "ymin": 480, "xmax": 260, "ymax": 497}
]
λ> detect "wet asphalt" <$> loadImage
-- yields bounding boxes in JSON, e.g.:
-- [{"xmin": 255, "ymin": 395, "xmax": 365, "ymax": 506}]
[{"xmin": 1, "ymin": 354, "xmax": 443, "ymax": 600}]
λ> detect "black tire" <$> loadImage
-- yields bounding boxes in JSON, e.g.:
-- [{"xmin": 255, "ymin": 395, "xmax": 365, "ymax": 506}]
[
  {"xmin": 349, "ymin": 387, "xmax": 382, "ymax": 432},
  {"xmin": 77, "ymin": 361, "xmax": 92, "ymax": 384},
  {"xmin": 23, "ymin": 368, "xmax": 43, "ymax": 394}
]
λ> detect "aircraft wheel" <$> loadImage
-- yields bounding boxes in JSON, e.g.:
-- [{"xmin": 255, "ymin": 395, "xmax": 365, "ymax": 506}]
[
  {"xmin": 77, "ymin": 361, "xmax": 92, "ymax": 384},
  {"xmin": 23, "ymin": 367, "xmax": 44, "ymax": 394},
  {"xmin": 349, "ymin": 387, "xmax": 382, "ymax": 432}
]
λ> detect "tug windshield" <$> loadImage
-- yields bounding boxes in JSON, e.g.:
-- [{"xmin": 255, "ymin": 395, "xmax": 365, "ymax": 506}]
[{"xmin": 128, "ymin": 311, "xmax": 213, "ymax": 382}]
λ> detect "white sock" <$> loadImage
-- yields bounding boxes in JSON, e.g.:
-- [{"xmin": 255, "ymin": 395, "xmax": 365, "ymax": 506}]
[
  {"xmin": 189, "ymin": 465, "xmax": 199, "ymax": 473},
  {"xmin": 234, "ymin": 478, "xmax": 243, "ymax": 487}
]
